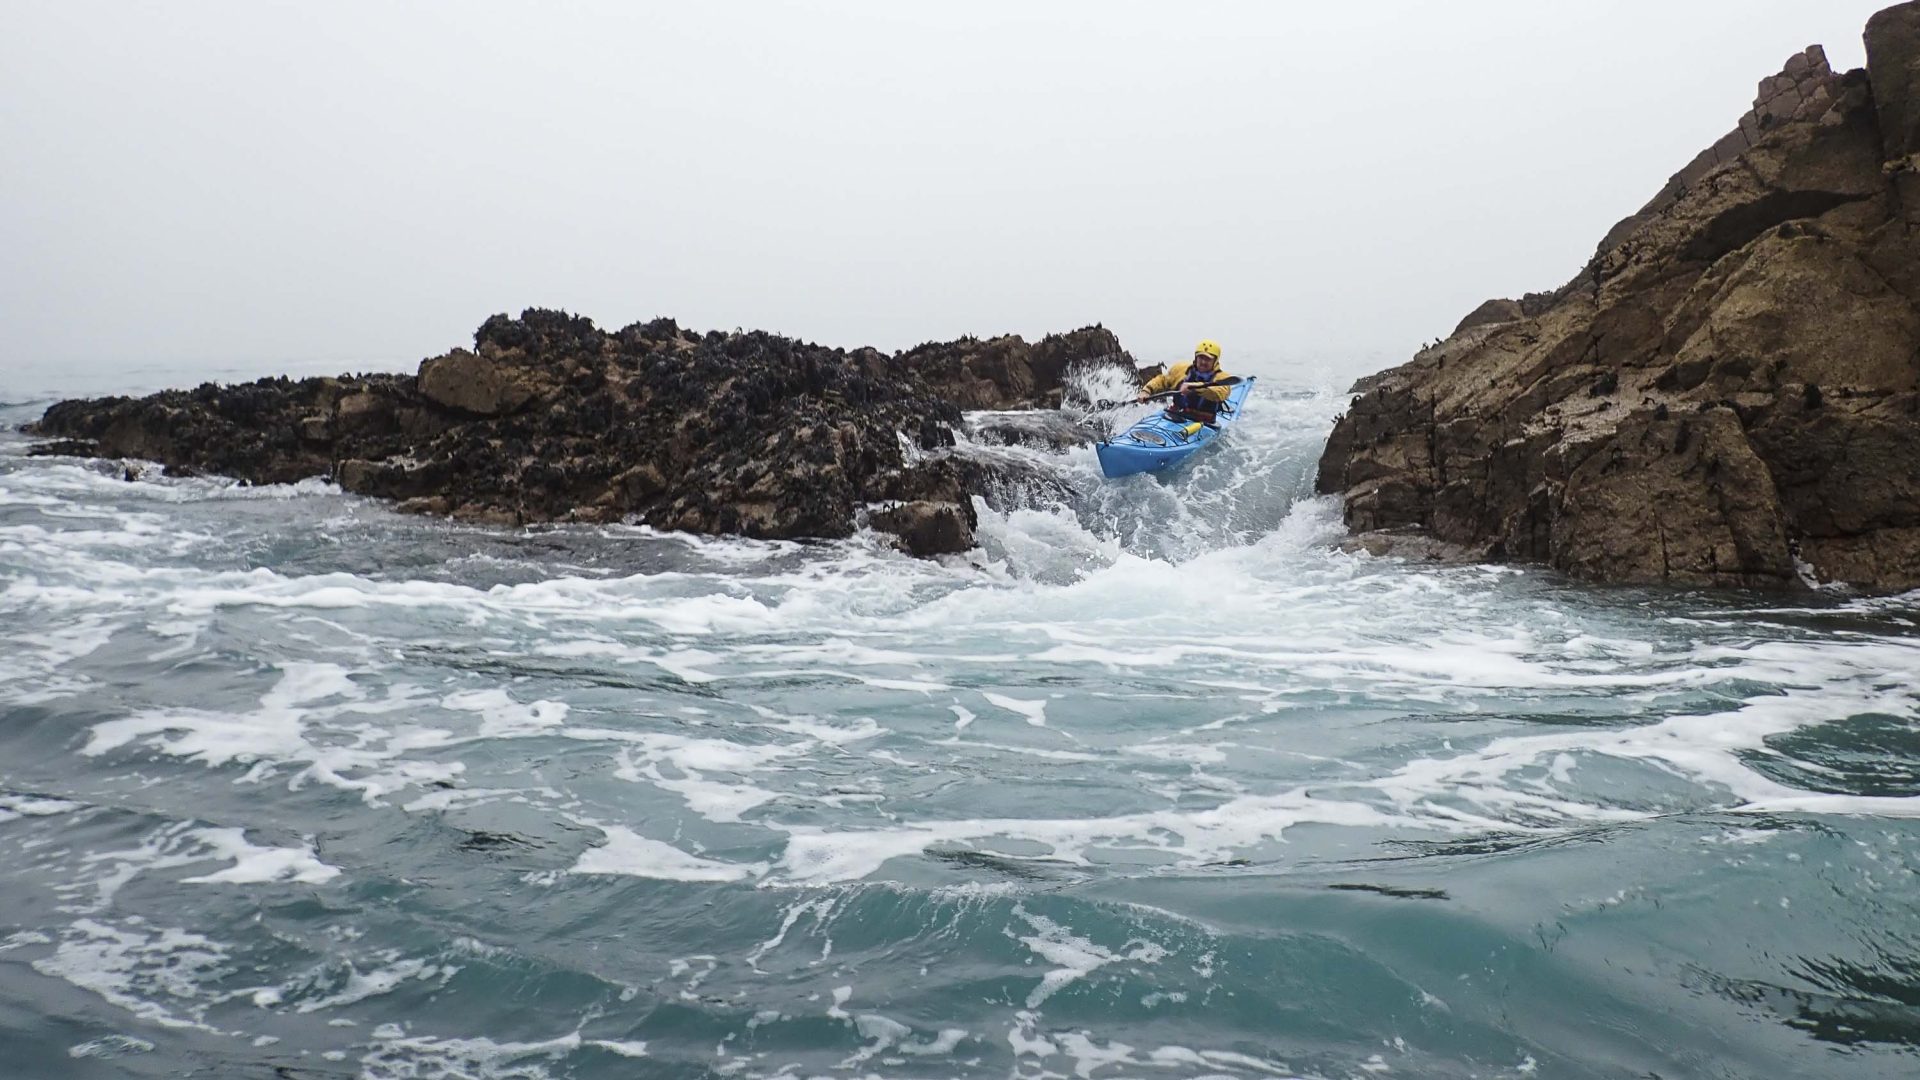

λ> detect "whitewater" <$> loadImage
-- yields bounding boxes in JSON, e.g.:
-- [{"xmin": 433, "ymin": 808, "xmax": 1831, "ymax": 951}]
[{"xmin": 2, "ymin": 357, "xmax": 1916, "ymax": 1079}]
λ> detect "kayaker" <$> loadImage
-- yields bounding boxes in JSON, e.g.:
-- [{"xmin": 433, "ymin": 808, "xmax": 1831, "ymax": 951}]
[{"xmin": 1136, "ymin": 339, "xmax": 1231, "ymax": 425}]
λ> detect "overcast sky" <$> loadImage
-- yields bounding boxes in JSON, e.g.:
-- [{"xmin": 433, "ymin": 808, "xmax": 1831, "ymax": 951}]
[{"xmin": 0, "ymin": 0, "xmax": 1897, "ymax": 383}]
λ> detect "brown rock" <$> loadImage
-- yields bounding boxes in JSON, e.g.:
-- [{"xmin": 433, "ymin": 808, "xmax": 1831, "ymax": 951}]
[
  {"xmin": 1339, "ymin": 529, "xmax": 1493, "ymax": 564},
  {"xmin": 1316, "ymin": 21, "xmax": 1920, "ymax": 593},
  {"xmin": 1760, "ymin": 84, "xmax": 1804, "ymax": 121},
  {"xmin": 870, "ymin": 501, "xmax": 975, "ymax": 556},
  {"xmin": 451, "ymin": 504, "xmax": 521, "ymax": 527},
  {"xmin": 1543, "ymin": 408, "xmax": 1795, "ymax": 586},
  {"xmin": 396, "ymin": 496, "xmax": 453, "ymax": 516},
  {"xmin": 416, "ymin": 349, "xmax": 544, "ymax": 416},
  {"xmin": 334, "ymin": 457, "xmax": 452, "ymax": 499},
  {"xmin": 1452, "ymin": 298, "xmax": 1524, "ymax": 335},
  {"xmin": 335, "ymin": 391, "xmax": 397, "ymax": 435},
  {"xmin": 896, "ymin": 327, "xmax": 1133, "ymax": 411},
  {"xmin": 1799, "ymin": 83, "xmax": 1834, "ymax": 120},
  {"xmin": 1709, "ymin": 128, "xmax": 1749, "ymax": 165},
  {"xmin": 614, "ymin": 463, "xmax": 668, "ymax": 501},
  {"xmin": 1868, "ymin": 2, "xmax": 1920, "ymax": 159},
  {"xmin": 1757, "ymin": 73, "xmax": 1797, "ymax": 105},
  {"xmin": 1665, "ymin": 228, "xmax": 1920, "ymax": 392},
  {"xmin": 25, "ymin": 308, "xmax": 1118, "ymax": 559}
]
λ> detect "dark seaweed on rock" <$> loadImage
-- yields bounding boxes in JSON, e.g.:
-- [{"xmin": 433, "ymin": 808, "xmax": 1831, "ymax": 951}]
[{"xmin": 24, "ymin": 311, "xmax": 1131, "ymax": 556}]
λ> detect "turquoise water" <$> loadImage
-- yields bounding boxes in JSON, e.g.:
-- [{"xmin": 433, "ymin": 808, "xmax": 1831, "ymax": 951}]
[{"xmin": 2, "ymin": 363, "xmax": 1917, "ymax": 1079}]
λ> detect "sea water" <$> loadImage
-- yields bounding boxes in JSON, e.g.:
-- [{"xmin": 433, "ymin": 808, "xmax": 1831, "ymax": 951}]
[{"xmin": 1, "ymin": 358, "xmax": 1916, "ymax": 1079}]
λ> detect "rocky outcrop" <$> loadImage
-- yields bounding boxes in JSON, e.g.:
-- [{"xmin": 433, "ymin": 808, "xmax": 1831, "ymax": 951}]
[
  {"xmin": 1593, "ymin": 45, "xmax": 1845, "ymax": 256},
  {"xmin": 868, "ymin": 501, "xmax": 974, "ymax": 556},
  {"xmin": 896, "ymin": 327, "xmax": 1131, "ymax": 411},
  {"xmin": 1452, "ymin": 298, "xmax": 1524, "ymax": 336},
  {"xmin": 1317, "ymin": 4, "xmax": 1920, "ymax": 591},
  {"xmin": 26, "ymin": 312, "xmax": 1132, "ymax": 556}
]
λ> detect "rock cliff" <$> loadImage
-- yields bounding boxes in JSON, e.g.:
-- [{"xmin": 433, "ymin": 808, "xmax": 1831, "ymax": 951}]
[
  {"xmin": 1317, "ymin": 5, "xmax": 1920, "ymax": 591},
  {"xmin": 26, "ymin": 311, "xmax": 1131, "ymax": 555}
]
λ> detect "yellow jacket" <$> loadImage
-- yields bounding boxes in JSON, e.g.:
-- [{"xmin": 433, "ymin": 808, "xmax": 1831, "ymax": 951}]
[{"xmin": 1143, "ymin": 360, "xmax": 1232, "ymax": 403}]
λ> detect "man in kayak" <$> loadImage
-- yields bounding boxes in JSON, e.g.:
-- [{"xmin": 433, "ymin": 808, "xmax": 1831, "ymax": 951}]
[{"xmin": 1136, "ymin": 339, "xmax": 1231, "ymax": 425}]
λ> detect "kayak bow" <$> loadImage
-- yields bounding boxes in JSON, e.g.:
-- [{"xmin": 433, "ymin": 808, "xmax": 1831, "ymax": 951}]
[{"xmin": 1094, "ymin": 377, "xmax": 1256, "ymax": 479}]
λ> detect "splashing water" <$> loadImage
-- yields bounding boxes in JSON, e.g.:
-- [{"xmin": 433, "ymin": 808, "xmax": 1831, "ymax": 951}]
[{"xmin": 2, "ymin": 359, "xmax": 1918, "ymax": 1079}]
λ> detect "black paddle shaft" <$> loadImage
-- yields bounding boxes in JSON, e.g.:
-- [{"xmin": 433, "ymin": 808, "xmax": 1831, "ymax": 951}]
[{"xmin": 1092, "ymin": 375, "xmax": 1243, "ymax": 410}]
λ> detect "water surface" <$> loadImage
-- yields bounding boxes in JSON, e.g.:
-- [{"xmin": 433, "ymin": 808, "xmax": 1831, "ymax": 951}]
[{"xmin": 2, "ymin": 363, "xmax": 1916, "ymax": 1079}]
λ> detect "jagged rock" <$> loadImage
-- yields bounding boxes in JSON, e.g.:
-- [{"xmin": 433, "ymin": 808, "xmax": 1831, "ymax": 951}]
[
  {"xmin": 869, "ymin": 501, "xmax": 975, "ymax": 556},
  {"xmin": 416, "ymin": 349, "xmax": 545, "ymax": 416},
  {"xmin": 1593, "ymin": 44, "xmax": 1843, "ymax": 258},
  {"xmin": 24, "ymin": 311, "xmax": 1131, "ymax": 557},
  {"xmin": 334, "ymin": 390, "xmax": 400, "ymax": 436},
  {"xmin": 335, "ymin": 457, "xmax": 452, "ymax": 500},
  {"xmin": 897, "ymin": 326, "xmax": 1133, "ymax": 410},
  {"xmin": 1345, "ymin": 371, "xmax": 1394, "ymax": 394},
  {"xmin": 1453, "ymin": 298, "xmax": 1524, "ymax": 335},
  {"xmin": 965, "ymin": 410, "xmax": 1105, "ymax": 450},
  {"xmin": 1868, "ymin": 5, "xmax": 1920, "ymax": 158},
  {"xmin": 1339, "ymin": 529, "xmax": 1494, "ymax": 564},
  {"xmin": 1318, "ymin": 5, "xmax": 1920, "ymax": 592}
]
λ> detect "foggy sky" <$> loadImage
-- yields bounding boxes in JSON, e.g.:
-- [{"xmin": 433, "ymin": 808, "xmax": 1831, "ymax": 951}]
[{"xmin": 0, "ymin": 1, "xmax": 1897, "ymax": 382}]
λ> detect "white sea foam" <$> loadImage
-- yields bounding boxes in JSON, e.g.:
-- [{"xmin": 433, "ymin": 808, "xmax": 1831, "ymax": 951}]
[
  {"xmin": 9, "ymin": 374, "xmax": 1920, "ymax": 1076},
  {"xmin": 746, "ymin": 896, "xmax": 836, "ymax": 971},
  {"xmin": 569, "ymin": 824, "xmax": 767, "ymax": 882},
  {"xmin": 772, "ymin": 790, "xmax": 1426, "ymax": 885},
  {"xmin": 67, "ymin": 1034, "xmax": 157, "ymax": 1058},
  {"xmin": 932, "ymin": 737, "xmax": 1104, "ymax": 763},
  {"xmin": 33, "ymin": 919, "xmax": 232, "ymax": 1032},
  {"xmin": 360, "ymin": 1029, "xmax": 584, "ymax": 1080},
  {"xmin": 0, "ymin": 794, "xmax": 84, "ymax": 823},
  {"xmin": 177, "ymin": 827, "xmax": 340, "ymax": 886},
  {"xmin": 442, "ymin": 688, "xmax": 570, "ymax": 738},
  {"xmin": 285, "ymin": 954, "xmax": 456, "ymax": 1013},
  {"xmin": 31, "ymin": 481, "xmax": 1920, "ymax": 898},
  {"xmin": 0, "ymin": 611, "xmax": 114, "ymax": 705},
  {"xmin": 65, "ymin": 823, "xmax": 223, "ymax": 912},
  {"xmin": 3, "ymin": 458, "xmax": 342, "ymax": 504},
  {"xmin": 76, "ymin": 664, "xmax": 572, "ymax": 804},
  {"xmin": 1013, "ymin": 907, "xmax": 1126, "ymax": 1008},
  {"xmin": 1007, "ymin": 1012, "xmax": 1301, "ymax": 1077},
  {"xmin": 983, "ymin": 692, "xmax": 1050, "ymax": 727},
  {"xmin": 755, "ymin": 632, "xmax": 1920, "ymax": 883},
  {"xmin": 593, "ymin": 730, "xmax": 799, "ymax": 822}
]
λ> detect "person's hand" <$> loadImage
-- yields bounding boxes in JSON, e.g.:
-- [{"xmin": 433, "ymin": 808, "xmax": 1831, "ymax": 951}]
[{"xmin": 1134, "ymin": 390, "xmax": 1149, "ymax": 403}]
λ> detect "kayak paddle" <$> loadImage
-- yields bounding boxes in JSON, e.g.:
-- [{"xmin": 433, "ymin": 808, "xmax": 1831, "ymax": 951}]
[{"xmin": 1093, "ymin": 375, "xmax": 1244, "ymax": 410}]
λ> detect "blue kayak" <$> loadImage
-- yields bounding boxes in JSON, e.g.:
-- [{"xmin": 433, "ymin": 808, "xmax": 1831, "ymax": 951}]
[{"xmin": 1095, "ymin": 377, "xmax": 1256, "ymax": 479}]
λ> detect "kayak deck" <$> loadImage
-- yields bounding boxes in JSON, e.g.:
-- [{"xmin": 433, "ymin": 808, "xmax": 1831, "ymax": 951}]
[{"xmin": 1095, "ymin": 377, "xmax": 1256, "ymax": 479}]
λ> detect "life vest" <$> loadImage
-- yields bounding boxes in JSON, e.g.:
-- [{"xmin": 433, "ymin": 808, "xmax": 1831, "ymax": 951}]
[{"xmin": 1171, "ymin": 365, "xmax": 1225, "ymax": 419}]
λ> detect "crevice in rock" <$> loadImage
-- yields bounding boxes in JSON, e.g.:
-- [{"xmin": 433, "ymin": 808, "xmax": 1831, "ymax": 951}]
[{"xmin": 1681, "ymin": 189, "xmax": 1874, "ymax": 265}]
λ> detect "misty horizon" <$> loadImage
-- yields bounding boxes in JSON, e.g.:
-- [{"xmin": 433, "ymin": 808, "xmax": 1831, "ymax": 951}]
[{"xmin": 0, "ymin": 1, "xmax": 1896, "ymax": 384}]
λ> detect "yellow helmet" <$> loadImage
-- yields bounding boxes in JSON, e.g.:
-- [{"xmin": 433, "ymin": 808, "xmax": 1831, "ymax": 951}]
[{"xmin": 1193, "ymin": 339, "xmax": 1222, "ymax": 361}]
